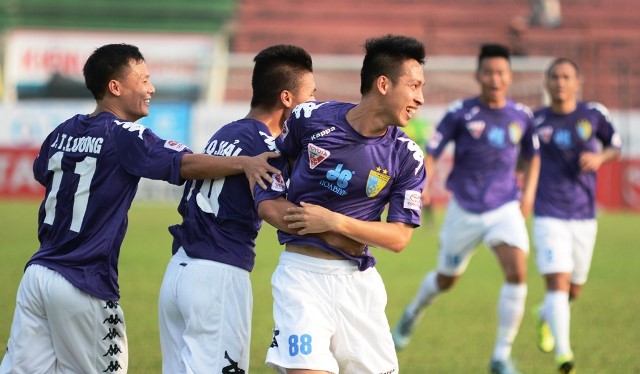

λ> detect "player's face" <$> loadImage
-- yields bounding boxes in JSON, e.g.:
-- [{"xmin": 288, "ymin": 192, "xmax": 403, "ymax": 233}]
[
  {"xmin": 386, "ymin": 59, "xmax": 425, "ymax": 127},
  {"xmin": 288, "ymin": 71, "xmax": 316, "ymax": 117},
  {"xmin": 117, "ymin": 60, "xmax": 156, "ymax": 122},
  {"xmin": 546, "ymin": 62, "xmax": 580, "ymax": 104},
  {"xmin": 476, "ymin": 57, "xmax": 512, "ymax": 107}
]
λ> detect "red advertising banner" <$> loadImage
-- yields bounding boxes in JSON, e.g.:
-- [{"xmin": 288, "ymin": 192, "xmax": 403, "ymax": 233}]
[{"xmin": 0, "ymin": 147, "xmax": 44, "ymax": 199}]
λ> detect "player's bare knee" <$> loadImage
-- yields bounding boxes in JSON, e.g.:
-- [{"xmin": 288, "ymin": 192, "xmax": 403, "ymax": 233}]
[
  {"xmin": 505, "ymin": 268, "xmax": 526, "ymax": 284},
  {"xmin": 436, "ymin": 273, "xmax": 458, "ymax": 291}
]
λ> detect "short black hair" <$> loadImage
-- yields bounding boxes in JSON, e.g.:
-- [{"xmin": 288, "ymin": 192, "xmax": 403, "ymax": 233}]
[
  {"xmin": 360, "ymin": 34, "xmax": 426, "ymax": 95},
  {"xmin": 83, "ymin": 43, "xmax": 145, "ymax": 100},
  {"xmin": 477, "ymin": 43, "xmax": 511, "ymax": 68},
  {"xmin": 546, "ymin": 57, "xmax": 580, "ymax": 78},
  {"xmin": 250, "ymin": 44, "xmax": 313, "ymax": 108}
]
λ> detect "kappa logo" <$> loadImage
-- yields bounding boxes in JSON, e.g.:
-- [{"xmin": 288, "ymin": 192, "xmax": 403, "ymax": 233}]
[
  {"xmin": 222, "ymin": 351, "xmax": 245, "ymax": 374},
  {"xmin": 114, "ymin": 120, "xmax": 146, "ymax": 139},
  {"xmin": 308, "ymin": 143, "xmax": 330, "ymax": 169}
]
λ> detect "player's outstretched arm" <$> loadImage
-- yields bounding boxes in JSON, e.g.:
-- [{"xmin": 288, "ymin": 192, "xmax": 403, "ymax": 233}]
[
  {"xmin": 284, "ymin": 202, "xmax": 414, "ymax": 253},
  {"xmin": 180, "ymin": 152, "xmax": 281, "ymax": 189}
]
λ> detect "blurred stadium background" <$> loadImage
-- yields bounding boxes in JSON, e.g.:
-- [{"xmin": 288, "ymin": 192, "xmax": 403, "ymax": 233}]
[{"xmin": 1, "ymin": 0, "xmax": 639, "ymax": 210}]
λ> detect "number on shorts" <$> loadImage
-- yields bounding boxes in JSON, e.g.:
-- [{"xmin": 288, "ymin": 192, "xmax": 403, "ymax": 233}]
[{"xmin": 288, "ymin": 334, "xmax": 312, "ymax": 356}]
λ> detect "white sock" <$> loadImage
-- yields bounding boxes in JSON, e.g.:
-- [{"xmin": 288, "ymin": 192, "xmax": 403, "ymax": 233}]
[
  {"xmin": 493, "ymin": 283, "xmax": 527, "ymax": 361},
  {"xmin": 544, "ymin": 290, "xmax": 573, "ymax": 358},
  {"xmin": 406, "ymin": 271, "xmax": 441, "ymax": 318}
]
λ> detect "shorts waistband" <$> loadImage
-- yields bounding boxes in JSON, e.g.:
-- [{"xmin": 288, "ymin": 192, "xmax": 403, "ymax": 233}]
[
  {"xmin": 278, "ymin": 251, "xmax": 360, "ymax": 275},
  {"xmin": 172, "ymin": 247, "xmax": 249, "ymax": 276}
]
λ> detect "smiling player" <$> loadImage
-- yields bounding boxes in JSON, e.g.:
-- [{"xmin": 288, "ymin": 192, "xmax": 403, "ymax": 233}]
[{"xmin": 392, "ymin": 43, "xmax": 540, "ymax": 374}]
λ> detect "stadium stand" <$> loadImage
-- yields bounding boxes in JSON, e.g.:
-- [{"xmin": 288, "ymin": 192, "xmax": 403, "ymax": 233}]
[
  {"xmin": 230, "ymin": 0, "xmax": 640, "ymax": 109},
  {"xmin": 0, "ymin": 0, "xmax": 236, "ymax": 32}
]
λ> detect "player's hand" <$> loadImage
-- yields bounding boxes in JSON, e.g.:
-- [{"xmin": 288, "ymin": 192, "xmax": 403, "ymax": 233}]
[
  {"xmin": 284, "ymin": 201, "xmax": 337, "ymax": 235},
  {"xmin": 243, "ymin": 152, "xmax": 282, "ymax": 190},
  {"xmin": 579, "ymin": 152, "xmax": 604, "ymax": 173}
]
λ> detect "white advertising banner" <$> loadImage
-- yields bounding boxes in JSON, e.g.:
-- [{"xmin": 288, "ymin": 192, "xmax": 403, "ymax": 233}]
[{"xmin": 3, "ymin": 29, "xmax": 225, "ymax": 101}]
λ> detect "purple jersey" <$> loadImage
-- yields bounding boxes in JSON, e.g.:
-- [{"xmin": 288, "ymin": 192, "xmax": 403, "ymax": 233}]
[
  {"xmin": 29, "ymin": 112, "xmax": 190, "ymax": 301},
  {"xmin": 534, "ymin": 102, "xmax": 622, "ymax": 219},
  {"xmin": 169, "ymin": 119, "xmax": 287, "ymax": 272},
  {"xmin": 275, "ymin": 101, "xmax": 425, "ymax": 271},
  {"xmin": 427, "ymin": 97, "xmax": 538, "ymax": 213}
]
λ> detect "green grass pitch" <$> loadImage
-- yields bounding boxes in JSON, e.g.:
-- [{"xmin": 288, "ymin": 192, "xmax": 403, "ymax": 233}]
[{"xmin": 1, "ymin": 201, "xmax": 638, "ymax": 373}]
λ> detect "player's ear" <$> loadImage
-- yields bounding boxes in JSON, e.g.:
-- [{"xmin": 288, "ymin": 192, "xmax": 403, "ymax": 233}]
[
  {"xmin": 281, "ymin": 90, "xmax": 293, "ymax": 108},
  {"xmin": 376, "ymin": 75, "xmax": 390, "ymax": 95},
  {"xmin": 107, "ymin": 79, "xmax": 122, "ymax": 97}
]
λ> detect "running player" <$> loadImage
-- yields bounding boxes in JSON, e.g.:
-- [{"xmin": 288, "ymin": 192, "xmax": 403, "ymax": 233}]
[
  {"xmin": 531, "ymin": 57, "xmax": 621, "ymax": 374},
  {"xmin": 392, "ymin": 43, "xmax": 540, "ymax": 374}
]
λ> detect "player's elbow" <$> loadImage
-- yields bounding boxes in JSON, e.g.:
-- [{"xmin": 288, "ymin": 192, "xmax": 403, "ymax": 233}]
[{"xmin": 387, "ymin": 230, "xmax": 413, "ymax": 253}]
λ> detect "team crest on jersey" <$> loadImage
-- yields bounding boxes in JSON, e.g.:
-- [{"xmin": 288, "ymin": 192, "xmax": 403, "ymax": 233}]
[
  {"xmin": 576, "ymin": 119, "xmax": 592, "ymax": 141},
  {"xmin": 508, "ymin": 122, "xmax": 522, "ymax": 144},
  {"xmin": 366, "ymin": 167, "xmax": 391, "ymax": 197},
  {"xmin": 538, "ymin": 126, "xmax": 553, "ymax": 143},
  {"xmin": 466, "ymin": 120, "xmax": 485, "ymax": 139},
  {"xmin": 308, "ymin": 143, "xmax": 330, "ymax": 169}
]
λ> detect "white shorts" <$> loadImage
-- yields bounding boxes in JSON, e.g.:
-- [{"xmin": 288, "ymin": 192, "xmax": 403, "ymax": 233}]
[
  {"xmin": 158, "ymin": 247, "xmax": 252, "ymax": 374},
  {"xmin": 265, "ymin": 251, "xmax": 398, "ymax": 374},
  {"xmin": 437, "ymin": 199, "xmax": 530, "ymax": 276},
  {"xmin": 0, "ymin": 264, "xmax": 128, "ymax": 374},
  {"xmin": 533, "ymin": 217, "xmax": 598, "ymax": 285}
]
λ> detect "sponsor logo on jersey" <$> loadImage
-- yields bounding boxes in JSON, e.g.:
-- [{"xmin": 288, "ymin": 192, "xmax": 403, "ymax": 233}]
[
  {"xmin": 311, "ymin": 126, "xmax": 336, "ymax": 141},
  {"xmin": 508, "ymin": 122, "xmax": 522, "ymax": 144},
  {"xmin": 271, "ymin": 173, "xmax": 286, "ymax": 192},
  {"xmin": 320, "ymin": 163, "xmax": 352, "ymax": 196},
  {"xmin": 403, "ymin": 190, "xmax": 421, "ymax": 211},
  {"xmin": 164, "ymin": 140, "xmax": 188, "ymax": 152},
  {"xmin": 553, "ymin": 128, "xmax": 573, "ymax": 149},
  {"xmin": 576, "ymin": 119, "xmax": 592, "ymax": 141},
  {"xmin": 366, "ymin": 166, "xmax": 390, "ymax": 197},
  {"xmin": 487, "ymin": 127, "xmax": 506, "ymax": 148},
  {"xmin": 538, "ymin": 126, "xmax": 553, "ymax": 144},
  {"xmin": 308, "ymin": 143, "xmax": 330, "ymax": 169},
  {"xmin": 466, "ymin": 120, "xmax": 485, "ymax": 139}
]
